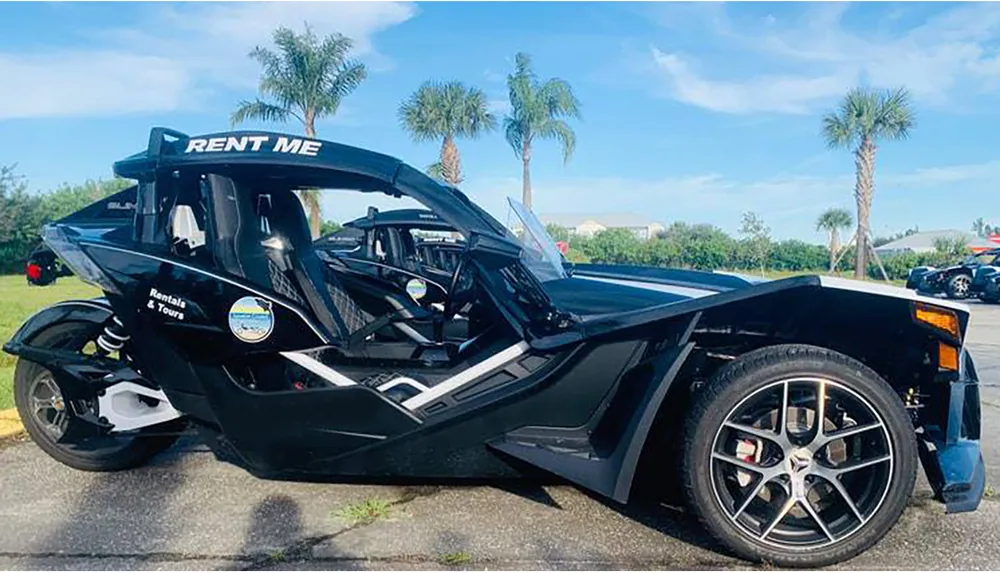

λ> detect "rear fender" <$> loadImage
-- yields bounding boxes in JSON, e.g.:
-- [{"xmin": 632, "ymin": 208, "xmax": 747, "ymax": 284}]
[
  {"xmin": 2, "ymin": 299, "xmax": 119, "ymax": 402},
  {"xmin": 4, "ymin": 298, "xmax": 113, "ymax": 351}
]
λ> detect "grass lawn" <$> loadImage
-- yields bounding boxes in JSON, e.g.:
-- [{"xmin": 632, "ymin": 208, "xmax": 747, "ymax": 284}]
[{"xmin": 0, "ymin": 275, "xmax": 100, "ymax": 410}]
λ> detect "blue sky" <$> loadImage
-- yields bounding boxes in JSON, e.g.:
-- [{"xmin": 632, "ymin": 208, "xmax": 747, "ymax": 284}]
[{"xmin": 2, "ymin": 1, "xmax": 1000, "ymax": 243}]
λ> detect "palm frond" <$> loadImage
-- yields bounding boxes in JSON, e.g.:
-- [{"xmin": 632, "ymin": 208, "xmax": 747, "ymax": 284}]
[
  {"xmin": 503, "ymin": 117, "xmax": 525, "ymax": 159},
  {"xmin": 230, "ymin": 99, "xmax": 293, "ymax": 127},
  {"xmin": 235, "ymin": 24, "xmax": 367, "ymax": 136},
  {"xmin": 538, "ymin": 78, "xmax": 581, "ymax": 120},
  {"xmin": 821, "ymin": 113, "xmax": 854, "ymax": 149},
  {"xmin": 873, "ymin": 87, "xmax": 915, "ymax": 141},
  {"xmin": 538, "ymin": 119, "xmax": 576, "ymax": 163}
]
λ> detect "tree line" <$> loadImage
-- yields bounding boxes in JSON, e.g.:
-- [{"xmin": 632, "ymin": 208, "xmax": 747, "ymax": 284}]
[
  {"xmin": 553, "ymin": 215, "xmax": 971, "ymax": 282},
  {"xmin": 0, "ymin": 167, "xmax": 132, "ymax": 273}
]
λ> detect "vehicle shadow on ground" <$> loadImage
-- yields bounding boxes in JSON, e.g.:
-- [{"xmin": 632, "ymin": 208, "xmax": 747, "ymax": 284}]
[{"xmin": 21, "ymin": 441, "xmax": 736, "ymax": 570}]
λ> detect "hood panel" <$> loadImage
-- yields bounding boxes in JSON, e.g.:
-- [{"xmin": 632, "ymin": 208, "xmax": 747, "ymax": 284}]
[{"xmin": 543, "ymin": 276, "xmax": 695, "ymax": 317}]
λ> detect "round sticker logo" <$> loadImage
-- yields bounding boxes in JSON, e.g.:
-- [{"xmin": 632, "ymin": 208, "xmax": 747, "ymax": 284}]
[
  {"xmin": 228, "ymin": 296, "xmax": 274, "ymax": 343},
  {"xmin": 405, "ymin": 278, "xmax": 428, "ymax": 301}
]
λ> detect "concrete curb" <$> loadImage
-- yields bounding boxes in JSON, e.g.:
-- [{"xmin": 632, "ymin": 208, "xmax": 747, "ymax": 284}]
[{"xmin": 0, "ymin": 408, "xmax": 24, "ymax": 440}]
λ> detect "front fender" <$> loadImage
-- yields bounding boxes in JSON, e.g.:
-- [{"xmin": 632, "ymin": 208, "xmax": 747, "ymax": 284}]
[{"xmin": 2, "ymin": 298, "xmax": 113, "ymax": 355}]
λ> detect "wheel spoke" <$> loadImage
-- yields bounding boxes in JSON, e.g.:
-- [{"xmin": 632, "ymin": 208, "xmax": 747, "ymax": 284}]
[
  {"xmin": 778, "ymin": 381, "xmax": 790, "ymax": 439},
  {"xmin": 832, "ymin": 454, "xmax": 891, "ymax": 475},
  {"xmin": 814, "ymin": 379, "xmax": 826, "ymax": 442},
  {"xmin": 733, "ymin": 472, "xmax": 781, "ymax": 519},
  {"xmin": 723, "ymin": 420, "xmax": 789, "ymax": 449},
  {"xmin": 31, "ymin": 396, "xmax": 50, "ymax": 415},
  {"xmin": 801, "ymin": 495, "xmax": 836, "ymax": 542},
  {"xmin": 820, "ymin": 422, "xmax": 883, "ymax": 448},
  {"xmin": 712, "ymin": 451, "xmax": 769, "ymax": 474},
  {"xmin": 759, "ymin": 496, "xmax": 796, "ymax": 540},
  {"xmin": 813, "ymin": 470, "xmax": 865, "ymax": 522}
]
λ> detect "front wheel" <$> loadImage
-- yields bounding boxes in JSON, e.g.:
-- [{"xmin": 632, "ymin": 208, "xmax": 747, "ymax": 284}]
[
  {"xmin": 13, "ymin": 321, "xmax": 183, "ymax": 472},
  {"xmin": 681, "ymin": 344, "xmax": 917, "ymax": 567}
]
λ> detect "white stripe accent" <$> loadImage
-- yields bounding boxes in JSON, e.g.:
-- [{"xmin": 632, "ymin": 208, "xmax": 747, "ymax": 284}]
[
  {"xmin": 394, "ymin": 322, "xmax": 430, "ymax": 344},
  {"xmin": 402, "ymin": 341, "xmax": 530, "ymax": 410},
  {"xmin": 818, "ymin": 276, "xmax": 971, "ymax": 313},
  {"xmin": 377, "ymin": 377, "xmax": 431, "ymax": 393},
  {"xmin": 281, "ymin": 352, "xmax": 357, "ymax": 387},
  {"xmin": 578, "ymin": 275, "xmax": 716, "ymax": 299}
]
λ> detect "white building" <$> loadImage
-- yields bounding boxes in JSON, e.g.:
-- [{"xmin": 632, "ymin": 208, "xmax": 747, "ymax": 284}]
[
  {"xmin": 873, "ymin": 229, "xmax": 997, "ymax": 256},
  {"xmin": 540, "ymin": 213, "xmax": 666, "ymax": 241}
]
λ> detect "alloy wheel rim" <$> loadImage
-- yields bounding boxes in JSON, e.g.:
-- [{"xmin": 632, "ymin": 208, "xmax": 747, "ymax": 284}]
[
  {"xmin": 709, "ymin": 377, "xmax": 893, "ymax": 550},
  {"xmin": 29, "ymin": 373, "xmax": 69, "ymax": 439},
  {"xmin": 954, "ymin": 276, "xmax": 970, "ymax": 296}
]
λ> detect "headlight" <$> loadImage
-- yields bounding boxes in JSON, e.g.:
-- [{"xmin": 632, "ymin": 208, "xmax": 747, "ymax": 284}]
[{"xmin": 41, "ymin": 225, "xmax": 121, "ymax": 294}]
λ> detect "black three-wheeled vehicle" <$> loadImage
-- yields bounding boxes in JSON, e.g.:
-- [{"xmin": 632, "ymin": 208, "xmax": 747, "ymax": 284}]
[{"xmin": 3, "ymin": 128, "xmax": 986, "ymax": 567}]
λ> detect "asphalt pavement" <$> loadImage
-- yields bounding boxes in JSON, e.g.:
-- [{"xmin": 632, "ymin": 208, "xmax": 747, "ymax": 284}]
[{"xmin": 3, "ymin": 300, "xmax": 1000, "ymax": 570}]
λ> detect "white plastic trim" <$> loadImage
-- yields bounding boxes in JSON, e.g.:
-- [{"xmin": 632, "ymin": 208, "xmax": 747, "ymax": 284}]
[
  {"xmin": 97, "ymin": 382, "xmax": 182, "ymax": 432},
  {"xmin": 402, "ymin": 341, "xmax": 530, "ymax": 410}
]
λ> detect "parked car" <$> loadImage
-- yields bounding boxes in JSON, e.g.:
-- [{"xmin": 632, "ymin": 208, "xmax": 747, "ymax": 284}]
[
  {"xmin": 3, "ymin": 127, "xmax": 986, "ymax": 567},
  {"xmin": 906, "ymin": 247, "xmax": 1000, "ymax": 299}
]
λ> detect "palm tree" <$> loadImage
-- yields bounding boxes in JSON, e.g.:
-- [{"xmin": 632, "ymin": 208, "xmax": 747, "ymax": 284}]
[
  {"xmin": 231, "ymin": 24, "xmax": 367, "ymax": 238},
  {"xmin": 816, "ymin": 207, "xmax": 853, "ymax": 272},
  {"xmin": 822, "ymin": 87, "xmax": 915, "ymax": 278},
  {"xmin": 398, "ymin": 81, "xmax": 497, "ymax": 186},
  {"xmin": 503, "ymin": 52, "xmax": 581, "ymax": 209}
]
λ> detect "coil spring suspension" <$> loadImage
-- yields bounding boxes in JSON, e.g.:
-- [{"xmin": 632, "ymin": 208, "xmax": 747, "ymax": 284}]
[{"xmin": 96, "ymin": 316, "xmax": 130, "ymax": 355}]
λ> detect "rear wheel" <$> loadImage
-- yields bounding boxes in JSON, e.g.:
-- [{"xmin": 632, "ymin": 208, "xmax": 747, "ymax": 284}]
[
  {"xmin": 681, "ymin": 345, "xmax": 916, "ymax": 567},
  {"xmin": 946, "ymin": 274, "xmax": 972, "ymax": 299},
  {"xmin": 13, "ymin": 321, "xmax": 183, "ymax": 472}
]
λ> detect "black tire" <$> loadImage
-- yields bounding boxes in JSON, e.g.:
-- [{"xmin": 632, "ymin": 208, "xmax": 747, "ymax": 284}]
[
  {"xmin": 13, "ymin": 321, "xmax": 182, "ymax": 472},
  {"xmin": 681, "ymin": 344, "xmax": 917, "ymax": 568},
  {"xmin": 945, "ymin": 274, "xmax": 972, "ymax": 299}
]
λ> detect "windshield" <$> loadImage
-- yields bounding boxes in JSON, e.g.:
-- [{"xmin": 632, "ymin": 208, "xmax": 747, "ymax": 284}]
[{"xmin": 505, "ymin": 197, "xmax": 567, "ymax": 283}]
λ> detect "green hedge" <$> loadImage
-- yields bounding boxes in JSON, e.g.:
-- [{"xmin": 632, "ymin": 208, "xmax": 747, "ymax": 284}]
[
  {"xmin": 0, "ymin": 168, "xmax": 131, "ymax": 274},
  {"xmin": 564, "ymin": 224, "xmax": 966, "ymax": 281}
]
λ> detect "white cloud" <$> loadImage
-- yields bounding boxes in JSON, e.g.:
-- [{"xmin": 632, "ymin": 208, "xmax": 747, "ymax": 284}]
[
  {"xmin": 883, "ymin": 160, "xmax": 1000, "ymax": 187},
  {"xmin": 650, "ymin": 49, "xmax": 847, "ymax": 114},
  {"xmin": 0, "ymin": 52, "xmax": 191, "ymax": 119},
  {"xmin": 0, "ymin": 2, "xmax": 417, "ymax": 120},
  {"xmin": 646, "ymin": 3, "xmax": 1000, "ymax": 114}
]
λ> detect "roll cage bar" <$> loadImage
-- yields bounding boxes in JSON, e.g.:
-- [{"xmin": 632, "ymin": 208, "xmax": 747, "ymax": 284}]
[{"xmin": 112, "ymin": 127, "xmax": 510, "ymax": 241}]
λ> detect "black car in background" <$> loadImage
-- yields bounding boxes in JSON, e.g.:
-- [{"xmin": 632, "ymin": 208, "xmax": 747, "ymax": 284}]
[{"xmin": 906, "ymin": 247, "xmax": 1000, "ymax": 300}]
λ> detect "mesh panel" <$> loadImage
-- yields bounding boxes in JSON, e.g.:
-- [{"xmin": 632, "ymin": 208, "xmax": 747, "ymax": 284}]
[
  {"xmin": 267, "ymin": 260, "xmax": 306, "ymax": 306},
  {"xmin": 360, "ymin": 371, "xmax": 403, "ymax": 388},
  {"xmin": 326, "ymin": 279, "xmax": 372, "ymax": 334}
]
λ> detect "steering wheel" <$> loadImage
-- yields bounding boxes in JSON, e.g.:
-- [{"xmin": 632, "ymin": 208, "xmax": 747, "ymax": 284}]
[{"xmin": 442, "ymin": 251, "xmax": 476, "ymax": 319}]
